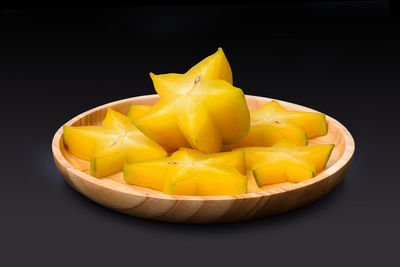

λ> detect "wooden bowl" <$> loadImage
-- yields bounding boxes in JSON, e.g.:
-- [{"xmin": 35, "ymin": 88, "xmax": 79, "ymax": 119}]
[{"xmin": 52, "ymin": 95, "xmax": 355, "ymax": 223}]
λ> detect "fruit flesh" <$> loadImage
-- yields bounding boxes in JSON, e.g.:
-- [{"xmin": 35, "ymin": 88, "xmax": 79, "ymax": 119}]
[
  {"xmin": 124, "ymin": 148, "xmax": 247, "ymax": 196},
  {"xmin": 63, "ymin": 109, "xmax": 167, "ymax": 178},
  {"xmin": 237, "ymin": 138, "xmax": 334, "ymax": 186},
  {"xmin": 134, "ymin": 48, "xmax": 250, "ymax": 153},
  {"xmin": 225, "ymin": 100, "xmax": 327, "ymax": 149}
]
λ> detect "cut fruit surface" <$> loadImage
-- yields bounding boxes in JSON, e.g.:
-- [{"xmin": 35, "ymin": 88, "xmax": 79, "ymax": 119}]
[
  {"xmin": 134, "ymin": 48, "xmax": 250, "ymax": 153},
  {"xmin": 124, "ymin": 148, "xmax": 247, "ymax": 196},
  {"xmin": 63, "ymin": 109, "xmax": 167, "ymax": 178},
  {"xmin": 225, "ymin": 100, "xmax": 327, "ymax": 149},
  {"xmin": 237, "ymin": 138, "xmax": 334, "ymax": 186}
]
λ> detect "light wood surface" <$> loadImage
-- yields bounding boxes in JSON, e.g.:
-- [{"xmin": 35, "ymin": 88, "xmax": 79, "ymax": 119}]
[{"xmin": 52, "ymin": 95, "xmax": 355, "ymax": 223}]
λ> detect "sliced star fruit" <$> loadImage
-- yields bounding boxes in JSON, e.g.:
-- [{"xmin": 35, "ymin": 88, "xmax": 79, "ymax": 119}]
[
  {"xmin": 127, "ymin": 104, "xmax": 151, "ymax": 121},
  {"xmin": 134, "ymin": 48, "xmax": 250, "ymax": 153},
  {"xmin": 226, "ymin": 100, "xmax": 327, "ymax": 149},
  {"xmin": 124, "ymin": 148, "xmax": 247, "ymax": 196},
  {"xmin": 63, "ymin": 109, "xmax": 167, "ymax": 178},
  {"xmin": 236, "ymin": 138, "xmax": 334, "ymax": 186}
]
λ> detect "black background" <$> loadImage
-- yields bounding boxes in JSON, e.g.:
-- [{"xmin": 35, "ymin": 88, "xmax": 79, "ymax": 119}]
[{"xmin": 1, "ymin": 1, "xmax": 399, "ymax": 266}]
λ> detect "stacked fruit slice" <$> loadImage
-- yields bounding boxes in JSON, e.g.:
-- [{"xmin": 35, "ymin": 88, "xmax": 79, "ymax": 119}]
[
  {"xmin": 237, "ymin": 138, "xmax": 334, "ymax": 186},
  {"xmin": 225, "ymin": 100, "xmax": 327, "ymax": 149},
  {"xmin": 133, "ymin": 48, "xmax": 250, "ymax": 153},
  {"xmin": 63, "ymin": 109, "xmax": 167, "ymax": 178},
  {"xmin": 63, "ymin": 48, "xmax": 334, "ymax": 196}
]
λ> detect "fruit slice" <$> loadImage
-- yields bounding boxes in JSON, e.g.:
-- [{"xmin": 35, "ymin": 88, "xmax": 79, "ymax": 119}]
[
  {"xmin": 63, "ymin": 109, "xmax": 167, "ymax": 178},
  {"xmin": 253, "ymin": 154, "xmax": 316, "ymax": 185},
  {"xmin": 150, "ymin": 47, "xmax": 233, "ymax": 101},
  {"xmin": 171, "ymin": 148, "xmax": 246, "ymax": 175},
  {"xmin": 256, "ymin": 100, "xmax": 327, "ymax": 137},
  {"xmin": 201, "ymin": 80, "xmax": 250, "ymax": 144},
  {"xmin": 175, "ymin": 95, "xmax": 222, "ymax": 153},
  {"xmin": 124, "ymin": 148, "xmax": 247, "ymax": 196},
  {"xmin": 134, "ymin": 48, "xmax": 250, "ymax": 153},
  {"xmin": 134, "ymin": 100, "xmax": 190, "ymax": 151},
  {"xmin": 63, "ymin": 126, "xmax": 110, "ymax": 160},
  {"xmin": 237, "ymin": 138, "xmax": 334, "ymax": 186},
  {"xmin": 128, "ymin": 104, "xmax": 151, "ymax": 121},
  {"xmin": 170, "ymin": 167, "xmax": 246, "ymax": 196},
  {"xmin": 225, "ymin": 100, "xmax": 327, "ymax": 149}
]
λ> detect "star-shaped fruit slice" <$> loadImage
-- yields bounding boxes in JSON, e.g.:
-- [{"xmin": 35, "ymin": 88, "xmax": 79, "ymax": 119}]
[
  {"xmin": 238, "ymin": 138, "xmax": 334, "ymax": 186},
  {"xmin": 226, "ymin": 100, "xmax": 327, "ymax": 149},
  {"xmin": 124, "ymin": 148, "xmax": 247, "ymax": 196},
  {"xmin": 134, "ymin": 48, "xmax": 250, "ymax": 153},
  {"xmin": 63, "ymin": 109, "xmax": 167, "ymax": 178}
]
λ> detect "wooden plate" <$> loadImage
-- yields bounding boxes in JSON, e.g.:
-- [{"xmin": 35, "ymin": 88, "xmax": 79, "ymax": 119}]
[{"xmin": 52, "ymin": 95, "xmax": 355, "ymax": 223}]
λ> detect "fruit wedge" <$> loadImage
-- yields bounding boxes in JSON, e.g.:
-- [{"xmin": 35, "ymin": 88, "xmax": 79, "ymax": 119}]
[
  {"xmin": 237, "ymin": 138, "xmax": 334, "ymax": 186},
  {"xmin": 128, "ymin": 104, "xmax": 151, "ymax": 121},
  {"xmin": 134, "ymin": 48, "xmax": 250, "ymax": 153},
  {"xmin": 124, "ymin": 148, "xmax": 247, "ymax": 196},
  {"xmin": 63, "ymin": 109, "xmax": 167, "ymax": 178},
  {"xmin": 225, "ymin": 100, "xmax": 327, "ymax": 149}
]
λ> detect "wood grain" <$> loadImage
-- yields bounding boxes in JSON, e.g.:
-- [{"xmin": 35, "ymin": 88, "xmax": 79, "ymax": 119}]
[{"xmin": 52, "ymin": 95, "xmax": 355, "ymax": 223}]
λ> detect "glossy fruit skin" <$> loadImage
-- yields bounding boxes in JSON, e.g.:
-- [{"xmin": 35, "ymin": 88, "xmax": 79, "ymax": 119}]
[
  {"xmin": 134, "ymin": 48, "xmax": 250, "ymax": 153},
  {"xmin": 225, "ymin": 100, "xmax": 327, "ymax": 150},
  {"xmin": 63, "ymin": 109, "xmax": 167, "ymax": 178},
  {"xmin": 63, "ymin": 126, "xmax": 108, "ymax": 161},
  {"xmin": 134, "ymin": 100, "xmax": 191, "ymax": 151},
  {"xmin": 127, "ymin": 104, "xmax": 151, "ymax": 121},
  {"xmin": 237, "ymin": 138, "xmax": 334, "ymax": 186},
  {"xmin": 124, "ymin": 148, "xmax": 247, "ymax": 196}
]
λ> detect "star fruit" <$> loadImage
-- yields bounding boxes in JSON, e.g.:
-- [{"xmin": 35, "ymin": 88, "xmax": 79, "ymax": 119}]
[
  {"xmin": 225, "ymin": 100, "xmax": 327, "ymax": 149},
  {"xmin": 238, "ymin": 138, "xmax": 334, "ymax": 186},
  {"xmin": 124, "ymin": 148, "xmax": 247, "ymax": 196},
  {"xmin": 128, "ymin": 104, "xmax": 151, "ymax": 121},
  {"xmin": 63, "ymin": 109, "xmax": 167, "ymax": 178},
  {"xmin": 134, "ymin": 48, "xmax": 250, "ymax": 153}
]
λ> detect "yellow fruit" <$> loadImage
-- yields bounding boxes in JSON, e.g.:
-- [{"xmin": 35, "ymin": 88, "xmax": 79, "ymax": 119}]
[
  {"xmin": 63, "ymin": 109, "xmax": 167, "ymax": 178},
  {"xmin": 127, "ymin": 104, "xmax": 151, "ymax": 121},
  {"xmin": 237, "ymin": 138, "xmax": 334, "ymax": 186},
  {"xmin": 134, "ymin": 48, "xmax": 250, "ymax": 153},
  {"xmin": 124, "ymin": 148, "xmax": 247, "ymax": 196},
  {"xmin": 171, "ymin": 148, "xmax": 246, "ymax": 175},
  {"xmin": 225, "ymin": 100, "xmax": 327, "ymax": 149},
  {"xmin": 63, "ymin": 126, "xmax": 110, "ymax": 160},
  {"xmin": 175, "ymin": 94, "xmax": 222, "ymax": 153},
  {"xmin": 135, "ymin": 100, "xmax": 190, "ymax": 151}
]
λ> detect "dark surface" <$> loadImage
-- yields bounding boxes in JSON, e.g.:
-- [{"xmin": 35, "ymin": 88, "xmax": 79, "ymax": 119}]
[{"xmin": 1, "ymin": 3, "xmax": 399, "ymax": 266}]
